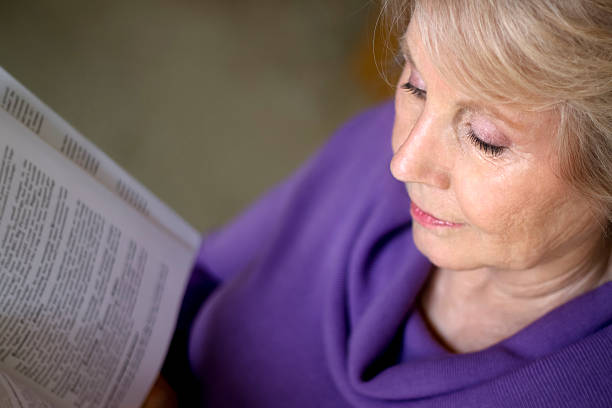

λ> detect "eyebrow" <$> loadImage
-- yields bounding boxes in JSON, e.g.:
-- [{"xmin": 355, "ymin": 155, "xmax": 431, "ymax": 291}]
[
  {"xmin": 399, "ymin": 36, "xmax": 419, "ymax": 73},
  {"xmin": 458, "ymin": 101, "xmax": 525, "ymax": 132}
]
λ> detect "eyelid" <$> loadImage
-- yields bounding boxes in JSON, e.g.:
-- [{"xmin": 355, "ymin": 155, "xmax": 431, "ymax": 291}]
[{"xmin": 471, "ymin": 115, "xmax": 508, "ymax": 142}]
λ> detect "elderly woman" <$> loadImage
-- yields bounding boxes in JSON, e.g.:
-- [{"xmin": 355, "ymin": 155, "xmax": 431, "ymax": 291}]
[{"xmin": 154, "ymin": 0, "xmax": 612, "ymax": 406}]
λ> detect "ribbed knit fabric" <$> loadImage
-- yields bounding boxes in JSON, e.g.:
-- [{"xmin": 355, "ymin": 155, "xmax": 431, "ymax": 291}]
[{"xmin": 166, "ymin": 102, "xmax": 612, "ymax": 407}]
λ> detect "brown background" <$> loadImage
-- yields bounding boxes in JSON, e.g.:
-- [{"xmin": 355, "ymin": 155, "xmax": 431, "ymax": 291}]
[{"xmin": 0, "ymin": 0, "xmax": 395, "ymax": 231}]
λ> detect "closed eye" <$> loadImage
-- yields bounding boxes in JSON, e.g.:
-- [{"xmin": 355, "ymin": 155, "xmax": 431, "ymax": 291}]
[
  {"xmin": 401, "ymin": 82, "xmax": 426, "ymax": 99},
  {"xmin": 467, "ymin": 130, "xmax": 505, "ymax": 157}
]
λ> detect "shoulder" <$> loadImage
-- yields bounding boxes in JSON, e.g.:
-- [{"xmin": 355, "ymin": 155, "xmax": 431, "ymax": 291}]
[
  {"xmin": 315, "ymin": 101, "xmax": 395, "ymax": 168},
  {"xmin": 196, "ymin": 101, "xmax": 402, "ymax": 281}
]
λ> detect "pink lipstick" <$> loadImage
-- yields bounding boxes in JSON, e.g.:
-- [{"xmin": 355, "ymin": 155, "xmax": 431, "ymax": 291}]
[{"xmin": 410, "ymin": 202, "xmax": 462, "ymax": 228}]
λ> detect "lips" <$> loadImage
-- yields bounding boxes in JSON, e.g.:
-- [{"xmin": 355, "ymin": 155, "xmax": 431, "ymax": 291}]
[{"xmin": 410, "ymin": 202, "xmax": 462, "ymax": 228}]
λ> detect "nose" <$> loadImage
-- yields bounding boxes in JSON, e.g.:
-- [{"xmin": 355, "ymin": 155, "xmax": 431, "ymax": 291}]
[{"xmin": 390, "ymin": 107, "xmax": 451, "ymax": 190}]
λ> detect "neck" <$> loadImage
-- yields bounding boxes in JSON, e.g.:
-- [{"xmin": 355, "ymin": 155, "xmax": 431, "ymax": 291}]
[{"xmin": 420, "ymin": 238, "xmax": 612, "ymax": 353}]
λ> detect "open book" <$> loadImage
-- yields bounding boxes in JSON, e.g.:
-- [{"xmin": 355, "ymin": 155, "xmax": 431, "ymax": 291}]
[{"xmin": 0, "ymin": 67, "xmax": 199, "ymax": 408}]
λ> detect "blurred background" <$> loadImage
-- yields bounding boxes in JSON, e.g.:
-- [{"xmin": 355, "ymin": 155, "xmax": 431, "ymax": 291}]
[{"xmin": 0, "ymin": 0, "xmax": 395, "ymax": 232}]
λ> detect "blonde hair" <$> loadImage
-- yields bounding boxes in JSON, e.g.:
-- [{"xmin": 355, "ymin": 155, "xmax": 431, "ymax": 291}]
[{"xmin": 380, "ymin": 0, "xmax": 612, "ymax": 225}]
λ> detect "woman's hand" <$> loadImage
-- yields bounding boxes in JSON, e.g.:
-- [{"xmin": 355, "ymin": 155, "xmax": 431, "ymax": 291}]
[{"xmin": 141, "ymin": 376, "xmax": 178, "ymax": 408}]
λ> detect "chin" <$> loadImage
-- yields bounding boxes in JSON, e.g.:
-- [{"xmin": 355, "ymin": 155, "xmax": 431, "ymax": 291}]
[{"xmin": 412, "ymin": 225, "xmax": 481, "ymax": 271}]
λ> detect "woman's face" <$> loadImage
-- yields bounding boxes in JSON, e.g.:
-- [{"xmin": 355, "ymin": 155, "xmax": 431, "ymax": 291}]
[{"xmin": 391, "ymin": 21, "xmax": 602, "ymax": 272}]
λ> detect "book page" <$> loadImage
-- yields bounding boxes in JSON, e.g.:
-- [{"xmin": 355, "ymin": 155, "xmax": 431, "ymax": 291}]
[
  {"xmin": 0, "ymin": 67, "xmax": 200, "ymax": 253},
  {"xmin": 0, "ymin": 105, "xmax": 195, "ymax": 407},
  {"xmin": 0, "ymin": 372, "xmax": 57, "ymax": 408}
]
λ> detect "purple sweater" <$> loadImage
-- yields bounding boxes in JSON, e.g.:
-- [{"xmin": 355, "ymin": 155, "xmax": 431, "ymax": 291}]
[{"xmin": 164, "ymin": 102, "xmax": 612, "ymax": 407}]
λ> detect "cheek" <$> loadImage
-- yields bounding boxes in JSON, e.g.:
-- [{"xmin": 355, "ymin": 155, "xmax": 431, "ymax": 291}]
[
  {"xmin": 453, "ymin": 160, "xmax": 593, "ymax": 255},
  {"xmin": 454, "ymin": 163, "xmax": 554, "ymax": 241}
]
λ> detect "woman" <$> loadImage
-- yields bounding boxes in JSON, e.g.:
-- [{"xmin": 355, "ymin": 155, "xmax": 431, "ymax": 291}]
[{"xmin": 151, "ymin": 0, "xmax": 612, "ymax": 406}]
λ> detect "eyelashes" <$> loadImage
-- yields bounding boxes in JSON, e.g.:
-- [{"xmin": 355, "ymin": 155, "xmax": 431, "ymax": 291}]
[
  {"xmin": 401, "ymin": 82, "xmax": 426, "ymax": 99},
  {"xmin": 467, "ymin": 130, "xmax": 505, "ymax": 157},
  {"xmin": 401, "ymin": 81, "xmax": 506, "ymax": 158}
]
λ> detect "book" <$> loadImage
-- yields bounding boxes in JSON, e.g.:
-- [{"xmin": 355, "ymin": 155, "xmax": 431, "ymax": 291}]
[{"xmin": 0, "ymin": 67, "xmax": 198, "ymax": 408}]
